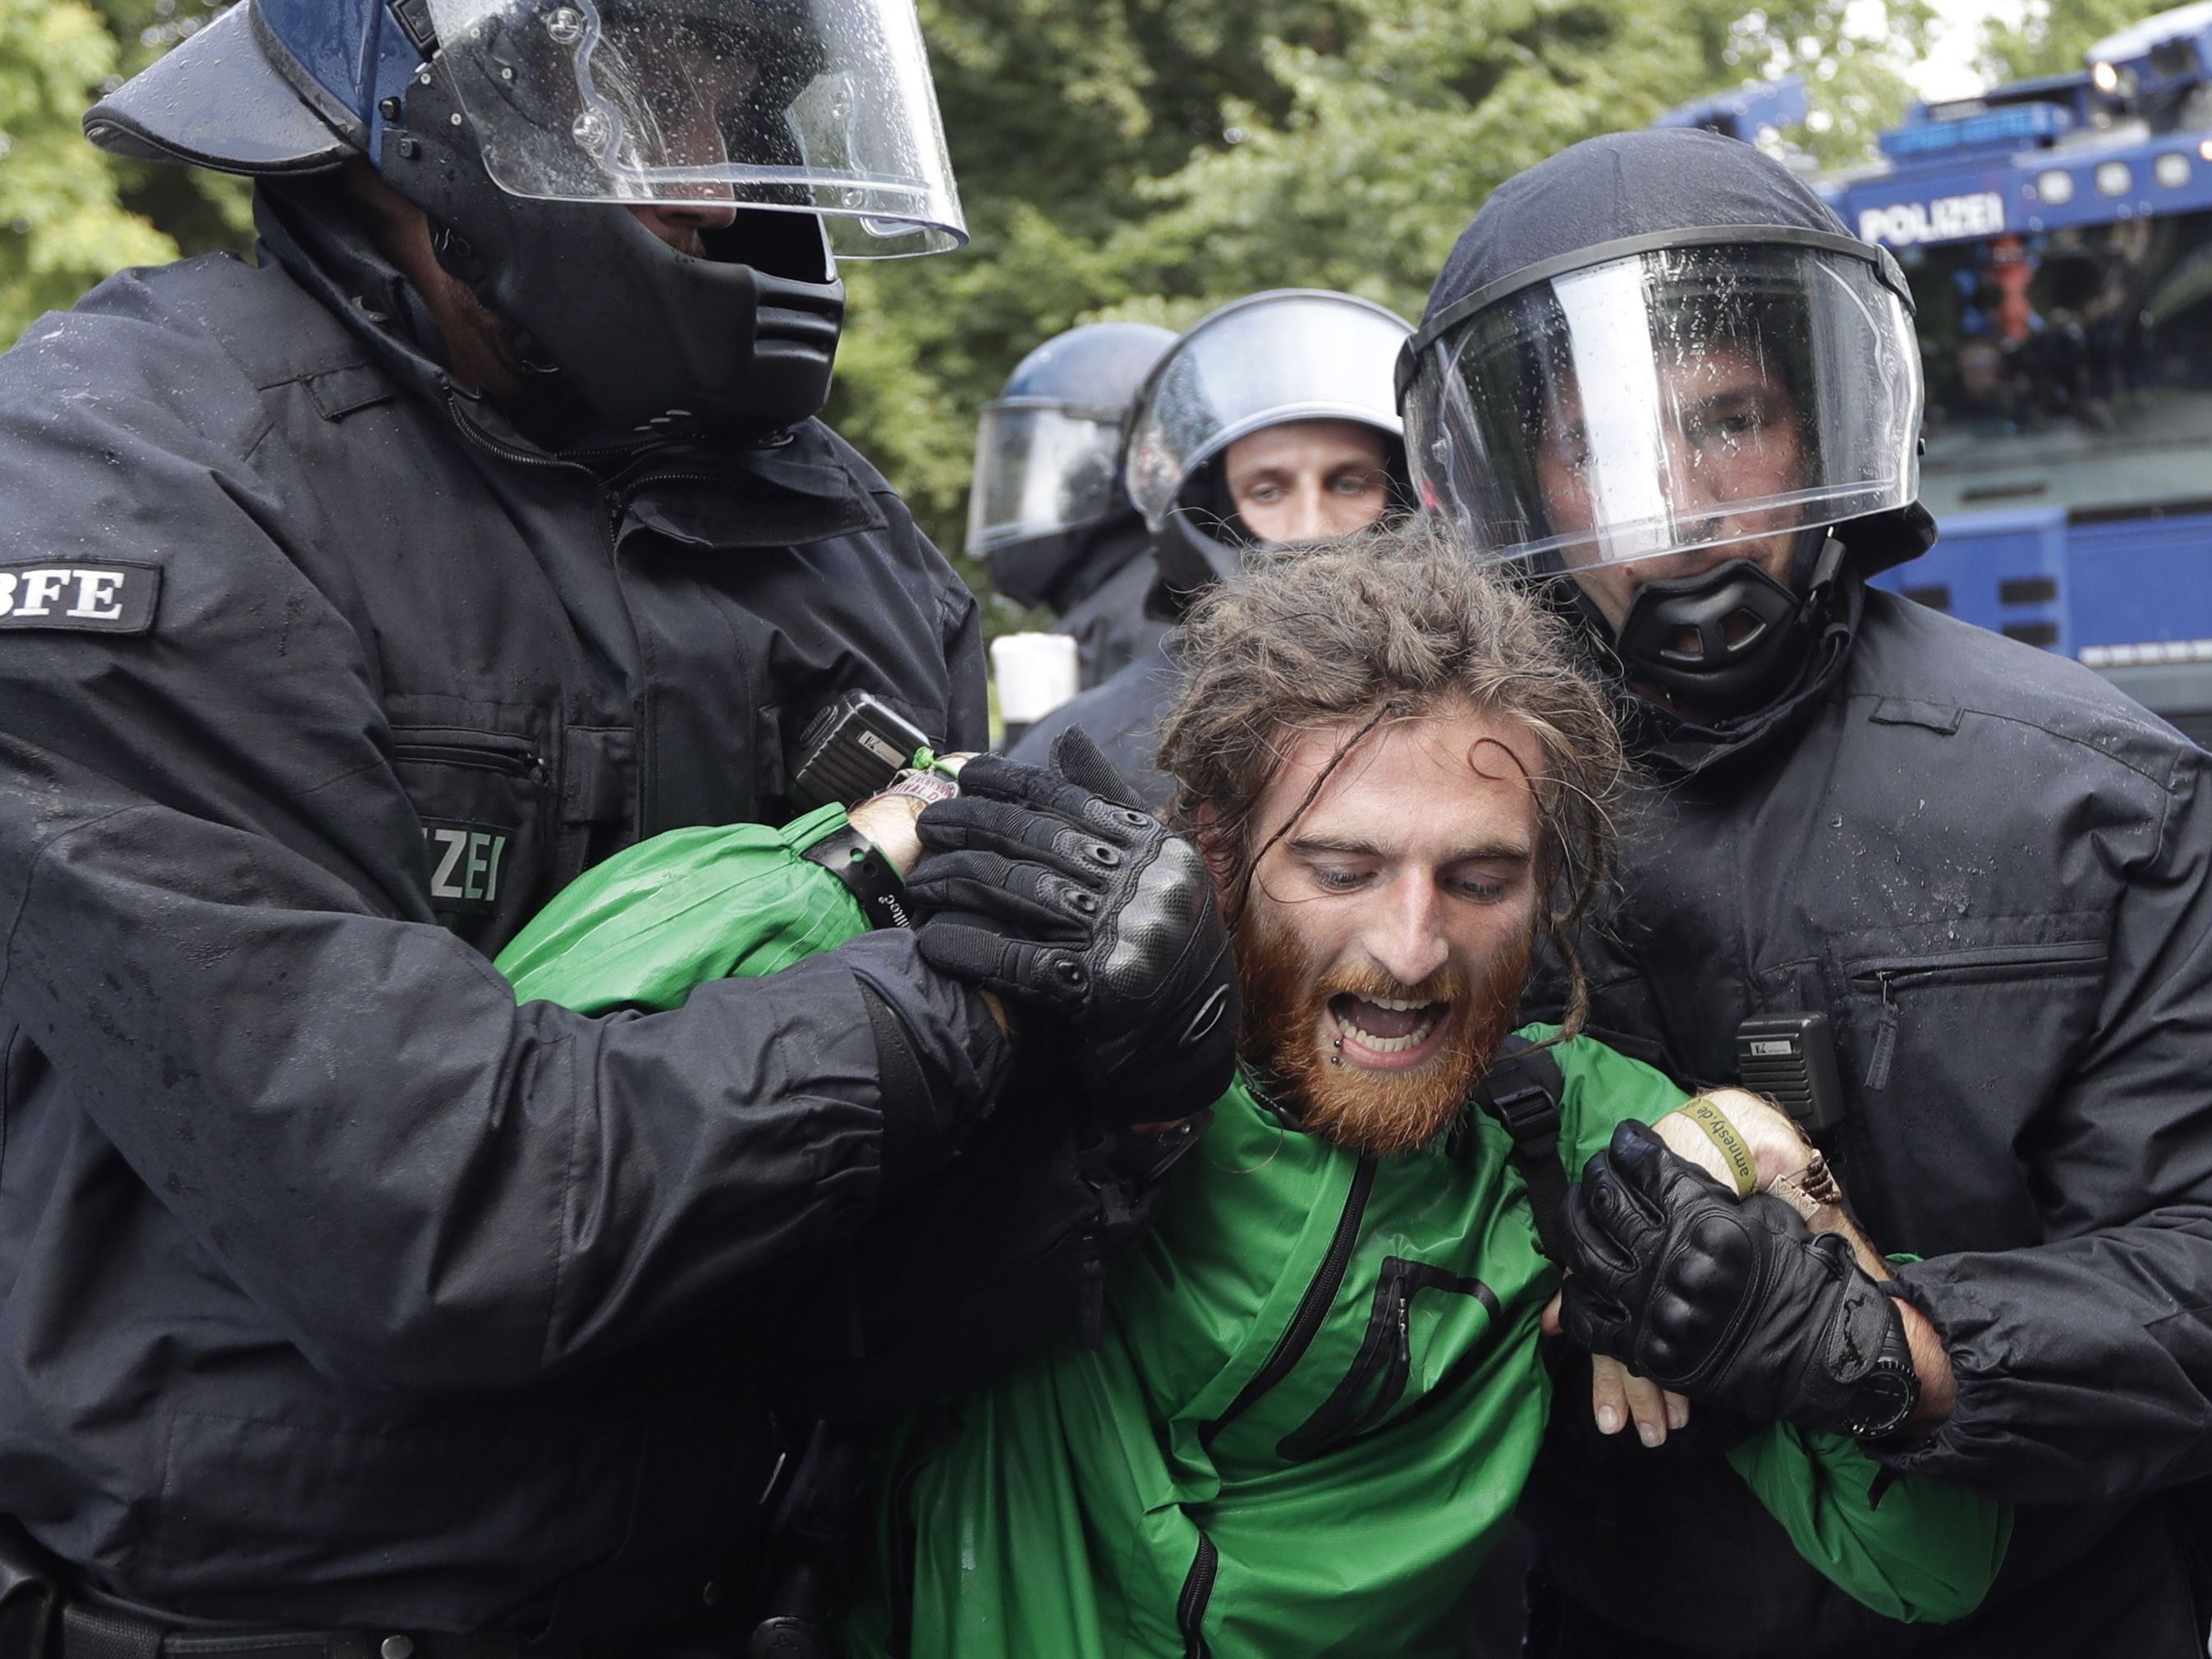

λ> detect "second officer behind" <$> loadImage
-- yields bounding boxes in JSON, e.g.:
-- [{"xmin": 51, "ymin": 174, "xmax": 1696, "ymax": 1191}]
[{"xmin": 1012, "ymin": 288, "xmax": 1412, "ymax": 807}]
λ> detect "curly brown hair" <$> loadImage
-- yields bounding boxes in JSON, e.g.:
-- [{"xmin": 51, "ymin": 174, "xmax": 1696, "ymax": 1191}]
[{"xmin": 1155, "ymin": 519, "xmax": 1628, "ymax": 1038}]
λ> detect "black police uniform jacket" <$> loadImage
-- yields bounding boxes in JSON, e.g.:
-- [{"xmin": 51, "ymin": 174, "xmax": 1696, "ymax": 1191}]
[
  {"xmin": 1053, "ymin": 518, "xmax": 1170, "ymax": 693},
  {"xmin": 1522, "ymin": 580, "xmax": 2212, "ymax": 1657},
  {"xmin": 0, "ymin": 184, "xmax": 1011, "ymax": 1635},
  {"xmin": 1007, "ymin": 635, "xmax": 1181, "ymax": 814}
]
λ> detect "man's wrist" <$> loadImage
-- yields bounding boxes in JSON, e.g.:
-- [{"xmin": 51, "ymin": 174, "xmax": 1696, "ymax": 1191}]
[
  {"xmin": 801, "ymin": 819, "xmax": 916, "ymax": 929},
  {"xmin": 1884, "ymin": 1285, "xmax": 1959, "ymax": 1432}
]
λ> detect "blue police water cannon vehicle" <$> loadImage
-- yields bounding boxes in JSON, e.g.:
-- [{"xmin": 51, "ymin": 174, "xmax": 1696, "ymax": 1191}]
[{"xmin": 1664, "ymin": 8, "xmax": 2212, "ymax": 742}]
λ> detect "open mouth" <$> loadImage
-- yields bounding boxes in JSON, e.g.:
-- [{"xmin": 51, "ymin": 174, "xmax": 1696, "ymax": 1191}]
[{"xmin": 1327, "ymin": 992, "xmax": 1452, "ymax": 1070}]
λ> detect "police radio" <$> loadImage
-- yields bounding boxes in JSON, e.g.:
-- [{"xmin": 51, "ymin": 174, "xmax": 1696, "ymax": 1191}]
[
  {"xmin": 787, "ymin": 693, "xmax": 934, "ymax": 810},
  {"xmin": 1735, "ymin": 1013, "xmax": 1847, "ymax": 1134}
]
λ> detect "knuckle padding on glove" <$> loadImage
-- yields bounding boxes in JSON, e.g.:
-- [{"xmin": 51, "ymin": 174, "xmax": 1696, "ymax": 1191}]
[
  {"xmin": 1093, "ymin": 839, "xmax": 1209, "ymax": 1006},
  {"xmin": 948, "ymin": 751, "xmax": 1115, "ymax": 825}
]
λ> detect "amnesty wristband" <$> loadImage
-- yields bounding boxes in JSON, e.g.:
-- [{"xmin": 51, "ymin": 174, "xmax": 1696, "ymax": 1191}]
[
  {"xmin": 801, "ymin": 823, "xmax": 915, "ymax": 931},
  {"xmin": 1677, "ymin": 1096, "xmax": 1759, "ymax": 1198}
]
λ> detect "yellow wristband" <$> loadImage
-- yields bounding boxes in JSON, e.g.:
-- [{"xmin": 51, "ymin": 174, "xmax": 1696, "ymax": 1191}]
[{"xmin": 1678, "ymin": 1096, "xmax": 1758, "ymax": 1198}]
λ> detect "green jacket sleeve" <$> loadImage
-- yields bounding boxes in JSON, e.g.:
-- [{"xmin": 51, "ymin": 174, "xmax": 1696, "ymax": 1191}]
[
  {"xmin": 495, "ymin": 803, "xmax": 869, "ymax": 1008},
  {"xmin": 1542, "ymin": 1029, "xmax": 2012, "ymax": 1622},
  {"xmin": 1728, "ymin": 1424, "xmax": 2011, "ymax": 1623}
]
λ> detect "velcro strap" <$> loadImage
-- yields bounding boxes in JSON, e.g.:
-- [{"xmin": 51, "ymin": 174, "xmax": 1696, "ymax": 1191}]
[
  {"xmin": 1678, "ymin": 1096, "xmax": 1758, "ymax": 1198},
  {"xmin": 801, "ymin": 824, "xmax": 914, "ymax": 930}
]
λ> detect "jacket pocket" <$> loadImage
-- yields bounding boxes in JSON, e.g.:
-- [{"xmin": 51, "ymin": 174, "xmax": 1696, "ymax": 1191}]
[
  {"xmin": 391, "ymin": 726, "xmax": 551, "ymax": 953},
  {"xmin": 1826, "ymin": 923, "xmax": 2110, "ymax": 1253},
  {"xmin": 1844, "ymin": 938, "xmax": 2108, "ymax": 1092},
  {"xmin": 1275, "ymin": 1257, "xmax": 1500, "ymax": 1464}
]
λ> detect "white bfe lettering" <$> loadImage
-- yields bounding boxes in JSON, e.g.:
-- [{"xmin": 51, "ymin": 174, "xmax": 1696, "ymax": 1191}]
[
  {"xmin": 0, "ymin": 567, "xmax": 128, "ymax": 621},
  {"xmin": 12, "ymin": 571, "xmax": 69, "ymax": 619},
  {"xmin": 428, "ymin": 827, "xmax": 508, "ymax": 903},
  {"xmin": 67, "ymin": 571, "xmax": 125, "ymax": 621}
]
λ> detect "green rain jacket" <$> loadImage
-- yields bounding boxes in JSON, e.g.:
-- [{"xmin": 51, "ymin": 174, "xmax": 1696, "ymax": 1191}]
[{"xmin": 498, "ymin": 810, "xmax": 2012, "ymax": 1659}]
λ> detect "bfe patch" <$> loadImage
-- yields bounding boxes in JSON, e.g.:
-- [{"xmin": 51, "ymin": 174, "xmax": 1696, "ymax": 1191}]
[{"xmin": 0, "ymin": 561, "xmax": 158, "ymax": 633}]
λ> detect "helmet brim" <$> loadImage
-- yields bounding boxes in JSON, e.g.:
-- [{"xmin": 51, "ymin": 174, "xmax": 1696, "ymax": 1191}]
[{"xmin": 83, "ymin": 4, "xmax": 353, "ymax": 176}]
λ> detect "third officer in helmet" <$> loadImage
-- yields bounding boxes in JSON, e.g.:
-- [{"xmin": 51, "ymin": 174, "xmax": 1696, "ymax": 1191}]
[
  {"xmin": 1012, "ymin": 288, "xmax": 1413, "ymax": 809},
  {"xmin": 0, "ymin": 0, "xmax": 1237, "ymax": 1652},
  {"xmin": 1402, "ymin": 127, "xmax": 2212, "ymax": 1658},
  {"xmin": 969, "ymin": 321, "xmax": 1177, "ymax": 689}
]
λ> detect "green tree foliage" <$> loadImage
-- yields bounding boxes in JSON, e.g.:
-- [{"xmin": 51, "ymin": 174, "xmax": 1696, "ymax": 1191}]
[
  {"xmin": 1979, "ymin": 0, "xmax": 2170, "ymax": 85},
  {"xmin": 0, "ymin": 0, "xmax": 246, "ymax": 342}
]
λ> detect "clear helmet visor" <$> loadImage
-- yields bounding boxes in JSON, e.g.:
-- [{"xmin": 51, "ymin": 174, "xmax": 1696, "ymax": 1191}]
[
  {"xmin": 1126, "ymin": 291, "xmax": 1412, "ymax": 530},
  {"xmin": 966, "ymin": 401, "xmax": 1128, "ymax": 557},
  {"xmin": 1406, "ymin": 243, "xmax": 1920, "ymax": 570},
  {"xmin": 421, "ymin": 0, "xmax": 966, "ymax": 257}
]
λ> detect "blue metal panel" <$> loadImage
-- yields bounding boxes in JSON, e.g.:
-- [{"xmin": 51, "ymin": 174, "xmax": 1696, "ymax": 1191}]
[
  {"xmin": 2064, "ymin": 512, "xmax": 2212, "ymax": 648},
  {"xmin": 1871, "ymin": 506, "xmax": 2070, "ymax": 653},
  {"xmin": 1874, "ymin": 509, "xmax": 2212, "ymax": 662},
  {"xmin": 1838, "ymin": 131, "xmax": 2212, "ymax": 250},
  {"xmin": 1880, "ymin": 101, "xmax": 2072, "ymax": 163}
]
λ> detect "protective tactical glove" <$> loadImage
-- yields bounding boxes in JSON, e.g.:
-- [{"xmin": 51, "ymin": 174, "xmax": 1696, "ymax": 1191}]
[
  {"xmin": 1556, "ymin": 1121, "xmax": 1918, "ymax": 1439},
  {"xmin": 905, "ymin": 729, "xmax": 1239, "ymax": 1126}
]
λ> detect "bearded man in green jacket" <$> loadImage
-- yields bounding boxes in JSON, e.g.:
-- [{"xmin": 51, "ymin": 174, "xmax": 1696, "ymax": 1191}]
[{"xmin": 499, "ymin": 527, "xmax": 2007, "ymax": 1657}]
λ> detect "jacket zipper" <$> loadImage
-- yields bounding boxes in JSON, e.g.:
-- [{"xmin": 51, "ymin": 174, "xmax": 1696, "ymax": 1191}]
[
  {"xmin": 1199, "ymin": 1157, "xmax": 1376, "ymax": 1450},
  {"xmin": 443, "ymin": 392, "xmax": 636, "ymax": 473},
  {"xmin": 1177, "ymin": 1533, "xmax": 1218, "ymax": 1659},
  {"xmin": 1848, "ymin": 940, "xmax": 2106, "ymax": 1090},
  {"xmin": 443, "ymin": 393, "xmax": 650, "ymax": 820},
  {"xmin": 389, "ymin": 739, "xmax": 541, "ymax": 779}
]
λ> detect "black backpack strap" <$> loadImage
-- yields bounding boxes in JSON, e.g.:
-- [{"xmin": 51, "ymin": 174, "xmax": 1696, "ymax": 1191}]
[{"xmin": 1473, "ymin": 1034, "xmax": 1572, "ymax": 1260}]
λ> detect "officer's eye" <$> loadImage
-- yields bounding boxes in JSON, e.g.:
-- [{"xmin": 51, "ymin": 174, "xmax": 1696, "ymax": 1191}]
[{"xmin": 1684, "ymin": 396, "xmax": 1766, "ymax": 450}]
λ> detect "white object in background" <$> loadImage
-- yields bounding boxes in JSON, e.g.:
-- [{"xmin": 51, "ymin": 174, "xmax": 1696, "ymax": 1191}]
[{"xmin": 991, "ymin": 632, "xmax": 1082, "ymax": 726}]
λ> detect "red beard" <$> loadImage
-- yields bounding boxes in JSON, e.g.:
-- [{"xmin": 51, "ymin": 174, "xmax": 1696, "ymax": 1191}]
[{"xmin": 1233, "ymin": 904, "xmax": 1534, "ymax": 1157}]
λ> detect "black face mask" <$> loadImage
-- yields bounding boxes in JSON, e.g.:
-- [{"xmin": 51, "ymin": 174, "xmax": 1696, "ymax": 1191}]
[
  {"xmin": 382, "ymin": 61, "xmax": 844, "ymax": 440},
  {"xmin": 1612, "ymin": 557, "xmax": 1806, "ymax": 711},
  {"xmin": 1606, "ymin": 528, "xmax": 1849, "ymax": 717}
]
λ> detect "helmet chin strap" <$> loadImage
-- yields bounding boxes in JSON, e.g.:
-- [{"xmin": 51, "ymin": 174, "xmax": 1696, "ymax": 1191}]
[{"xmin": 1607, "ymin": 530, "xmax": 1845, "ymax": 716}]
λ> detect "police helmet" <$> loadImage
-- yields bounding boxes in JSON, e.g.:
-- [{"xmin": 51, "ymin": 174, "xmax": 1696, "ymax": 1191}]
[
  {"xmin": 1398, "ymin": 130, "xmax": 1930, "ymax": 711},
  {"xmin": 85, "ymin": 0, "xmax": 966, "ymax": 438},
  {"xmin": 967, "ymin": 321, "xmax": 1177, "ymax": 612},
  {"xmin": 1124, "ymin": 290, "xmax": 1413, "ymax": 601}
]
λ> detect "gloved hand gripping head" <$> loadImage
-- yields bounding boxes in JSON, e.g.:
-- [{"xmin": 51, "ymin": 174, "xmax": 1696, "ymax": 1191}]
[{"xmin": 906, "ymin": 729, "xmax": 1240, "ymax": 1125}]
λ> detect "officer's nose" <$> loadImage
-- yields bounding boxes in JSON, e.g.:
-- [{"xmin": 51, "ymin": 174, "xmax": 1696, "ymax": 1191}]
[
  {"xmin": 1363, "ymin": 875, "xmax": 1450, "ymax": 990},
  {"xmin": 630, "ymin": 200, "xmax": 740, "ymax": 250},
  {"xmin": 1264, "ymin": 482, "xmax": 1336, "ymax": 546}
]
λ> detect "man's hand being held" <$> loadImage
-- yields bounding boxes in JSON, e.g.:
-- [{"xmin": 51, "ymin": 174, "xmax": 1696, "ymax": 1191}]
[{"xmin": 1557, "ymin": 1121, "xmax": 1922, "ymax": 1441}]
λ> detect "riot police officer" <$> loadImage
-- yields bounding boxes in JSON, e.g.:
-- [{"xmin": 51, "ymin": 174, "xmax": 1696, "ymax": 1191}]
[
  {"xmin": 1400, "ymin": 126, "xmax": 2212, "ymax": 1658},
  {"xmin": 969, "ymin": 321, "xmax": 1177, "ymax": 688},
  {"xmin": 1012, "ymin": 288, "xmax": 1411, "ymax": 807},
  {"xmin": 0, "ymin": 2, "xmax": 1232, "ymax": 1652}
]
